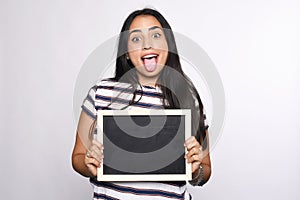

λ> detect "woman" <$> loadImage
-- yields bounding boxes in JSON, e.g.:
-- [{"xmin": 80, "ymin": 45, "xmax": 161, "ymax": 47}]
[{"xmin": 72, "ymin": 8, "xmax": 211, "ymax": 199}]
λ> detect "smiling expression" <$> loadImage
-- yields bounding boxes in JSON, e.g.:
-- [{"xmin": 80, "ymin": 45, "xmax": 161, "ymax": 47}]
[{"xmin": 127, "ymin": 15, "xmax": 168, "ymax": 86}]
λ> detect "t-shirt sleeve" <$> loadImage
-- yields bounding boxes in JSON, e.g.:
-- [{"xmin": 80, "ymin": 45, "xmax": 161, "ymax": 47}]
[
  {"xmin": 194, "ymin": 95, "xmax": 209, "ymax": 131},
  {"xmin": 81, "ymin": 85, "xmax": 97, "ymax": 120},
  {"xmin": 203, "ymin": 108, "xmax": 209, "ymax": 131}
]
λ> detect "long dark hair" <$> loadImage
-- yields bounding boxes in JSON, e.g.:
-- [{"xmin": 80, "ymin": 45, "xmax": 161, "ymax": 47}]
[{"xmin": 113, "ymin": 8, "xmax": 208, "ymax": 149}]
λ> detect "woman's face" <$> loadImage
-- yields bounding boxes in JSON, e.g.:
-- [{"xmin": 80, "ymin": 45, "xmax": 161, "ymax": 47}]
[{"xmin": 127, "ymin": 15, "xmax": 168, "ymax": 86}]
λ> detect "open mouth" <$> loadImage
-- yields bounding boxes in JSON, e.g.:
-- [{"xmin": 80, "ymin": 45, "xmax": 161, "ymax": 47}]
[{"xmin": 141, "ymin": 54, "xmax": 158, "ymax": 72}]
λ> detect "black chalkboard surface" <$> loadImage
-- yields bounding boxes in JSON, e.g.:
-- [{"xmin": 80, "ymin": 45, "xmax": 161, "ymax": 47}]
[{"xmin": 97, "ymin": 109, "xmax": 191, "ymax": 181}]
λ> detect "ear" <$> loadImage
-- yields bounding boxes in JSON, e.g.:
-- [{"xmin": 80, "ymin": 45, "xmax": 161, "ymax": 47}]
[{"xmin": 126, "ymin": 53, "xmax": 130, "ymax": 60}]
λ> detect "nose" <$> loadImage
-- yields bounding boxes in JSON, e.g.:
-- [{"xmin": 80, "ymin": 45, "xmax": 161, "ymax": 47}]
[
  {"xmin": 143, "ymin": 37, "xmax": 152, "ymax": 50},
  {"xmin": 143, "ymin": 46, "xmax": 152, "ymax": 50}
]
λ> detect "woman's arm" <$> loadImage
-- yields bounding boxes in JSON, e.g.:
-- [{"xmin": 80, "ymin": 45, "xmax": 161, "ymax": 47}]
[
  {"xmin": 185, "ymin": 130, "xmax": 211, "ymax": 186},
  {"xmin": 71, "ymin": 111, "xmax": 103, "ymax": 177}
]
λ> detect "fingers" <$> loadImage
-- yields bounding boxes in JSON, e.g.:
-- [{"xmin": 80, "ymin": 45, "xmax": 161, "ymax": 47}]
[
  {"xmin": 191, "ymin": 161, "xmax": 201, "ymax": 173},
  {"xmin": 186, "ymin": 152, "xmax": 202, "ymax": 173},
  {"xmin": 92, "ymin": 139, "xmax": 104, "ymax": 149},
  {"xmin": 184, "ymin": 136, "xmax": 203, "ymax": 161},
  {"xmin": 85, "ymin": 157, "xmax": 100, "ymax": 177},
  {"xmin": 87, "ymin": 140, "xmax": 104, "ymax": 161},
  {"xmin": 184, "ymin": 136, "xmax": 201, "ymax": 151},
  {"xmin": 85, "ymin": 140, "xmax": 104, "ymax": 176},
  {"xmin": 88, "ymin": 146, "xmax": 103, "ymax": 161},
  {"xmin": 186, "ymin": 146, "xmax": 201, "ymax": 159},
  {"xmin": 85, "ymin": 156, "xmax": 101, "ymax": 167},
  {"xmin": 184, "ymin": 136, "xmax": 203, "ymax": 173},
  {"xmin": 185, "ymin": 153, "xmax": 202, "ymax": 163},
  {"xmin": 86, "ymin": 165, "xmax": 97, "ymax": 177}
]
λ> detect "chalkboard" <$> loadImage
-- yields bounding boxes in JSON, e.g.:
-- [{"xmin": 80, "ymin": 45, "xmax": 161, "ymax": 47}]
[{"xmin": 97, "ymin": 109, "xmax": 191, "ymax": 181}]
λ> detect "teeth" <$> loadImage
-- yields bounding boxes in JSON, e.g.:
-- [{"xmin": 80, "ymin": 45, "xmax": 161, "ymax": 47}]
[{"xmin": 142, "ymin": 54, "xmax": 157, "ymax": 59}]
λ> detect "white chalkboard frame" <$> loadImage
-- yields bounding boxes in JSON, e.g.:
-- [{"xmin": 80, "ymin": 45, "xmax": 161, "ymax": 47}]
[{"xmin": 97, "ymin": 109, "xmax": 192, "ymax": 181}]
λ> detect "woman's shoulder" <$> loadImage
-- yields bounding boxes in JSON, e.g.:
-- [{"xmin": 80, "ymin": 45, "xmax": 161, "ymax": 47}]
[
  {"xmin": 95, "ymin": 78, "xmax": 117, "ymax": 87},
  {"xmin": 95, "ymin": 78, "xmax": 132, "ymax": 88},
  {"xmin": 93, "ymin": 79, "xmax": 162, "ymax": 95}
]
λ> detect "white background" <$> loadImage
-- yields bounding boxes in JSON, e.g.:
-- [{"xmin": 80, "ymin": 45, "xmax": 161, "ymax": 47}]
[{"xmin": 1, "ymin": 0, "xmax": 300, "ymax": 199}]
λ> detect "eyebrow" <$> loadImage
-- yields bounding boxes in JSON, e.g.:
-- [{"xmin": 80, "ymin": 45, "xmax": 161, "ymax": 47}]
[{"xmin": 129, "ymin": 26, "xmax": 162, "ymax": 35}]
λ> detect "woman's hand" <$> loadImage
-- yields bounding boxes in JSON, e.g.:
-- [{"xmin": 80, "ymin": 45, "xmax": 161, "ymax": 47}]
[
  {"xmin": 85, "ymin": 140, "xmax": 104, "ymax": 177},
  {"xmin": 184, "ymin": 136, "xmax": 203, "ymax": 177}
]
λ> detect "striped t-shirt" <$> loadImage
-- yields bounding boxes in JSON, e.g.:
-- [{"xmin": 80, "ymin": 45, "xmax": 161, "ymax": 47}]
[{"xmin": 81, "ymin": 79, "xmax": 205, "ymax": 200}]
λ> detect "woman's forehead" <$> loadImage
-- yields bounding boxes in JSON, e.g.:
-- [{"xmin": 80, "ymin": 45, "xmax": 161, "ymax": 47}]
[{"xmin": 129, "ymin": 15, "xmax": 163, "ymax": 31}]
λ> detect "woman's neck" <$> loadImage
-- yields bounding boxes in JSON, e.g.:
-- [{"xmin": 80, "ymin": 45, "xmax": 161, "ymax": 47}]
[{"xmin": 137, "ymin": 76, "xmax": 158, "ymax": 87}]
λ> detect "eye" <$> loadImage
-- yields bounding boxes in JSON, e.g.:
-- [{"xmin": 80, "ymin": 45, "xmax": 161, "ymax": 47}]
[
  {"xmin": 152, "ymin": 33, "xmax": 161, "ymax": 38},
  {"xmin": 131, "ymin": 36, "xmax": 141, "ymax": 42}
]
